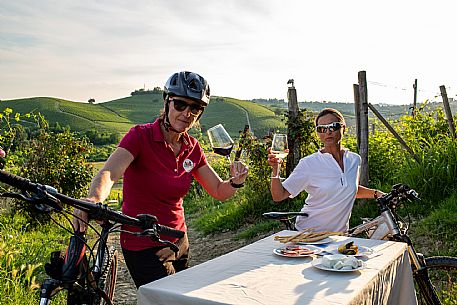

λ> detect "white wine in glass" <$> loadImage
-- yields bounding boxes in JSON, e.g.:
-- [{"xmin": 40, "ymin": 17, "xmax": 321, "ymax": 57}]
[
  {"xmin": 207, "ymin": 124, "xmax": 234, "ymax": 162},
  {"xmin": 271, "ymin": 133, "xmax": 289, "ymax": 178}
]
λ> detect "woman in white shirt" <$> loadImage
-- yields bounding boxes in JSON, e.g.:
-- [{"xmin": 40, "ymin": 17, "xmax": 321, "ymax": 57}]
[{"xmin": 268, "ymin": 108, "xmax": 384, "ymax": 232}]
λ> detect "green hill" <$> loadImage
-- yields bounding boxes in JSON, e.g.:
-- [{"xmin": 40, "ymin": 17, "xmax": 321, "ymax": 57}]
[
  {"xmin": 4, "ymin": 94, "xmax": 452, "ymax": 139},
  {"xmin": 0, "ymin": 97, "xmax": 130, "ymax": 132},
  {"xmin": 0, "ymin": 95, "xmax": 285, "ymax": 138}
]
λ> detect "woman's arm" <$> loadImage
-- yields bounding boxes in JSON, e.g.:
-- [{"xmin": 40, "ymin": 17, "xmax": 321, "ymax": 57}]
[
  {"xmin": 87, "ymin": 147, "xmax": 134, "ymax": 202},
  {"xmin": 194, "ymin": 161, "xmax": 248, "ymax": 201},
  {"xmin": 356, "ymin": 185, "xmax": 385, "ymax": 199},
  {"xmin": 73, "ymin": 147, "xmax": 134, "ymax": 231},
  {"xmin": 270, "ymin": 178, "xmax": 291, "ymax": 202}
]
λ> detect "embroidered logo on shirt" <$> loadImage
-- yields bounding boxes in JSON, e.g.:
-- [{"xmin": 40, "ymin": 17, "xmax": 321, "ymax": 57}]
[{"xmin": 183, "ymin": 159, "xmax": 194, "ymax": 172}]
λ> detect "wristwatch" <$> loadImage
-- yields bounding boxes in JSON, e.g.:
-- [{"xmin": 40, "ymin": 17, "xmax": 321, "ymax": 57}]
[{"xmin": 229, "ymin": 178, "xmax": 244, "ymax": 188}]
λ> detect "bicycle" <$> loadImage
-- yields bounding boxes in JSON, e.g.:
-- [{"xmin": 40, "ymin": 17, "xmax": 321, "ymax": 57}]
[
  {"xmin": 0, "ymin": 169, "xmax": 184, "ymax": 305},
  {"xmin": 263, "ymin": 184, "xmax": 457, "ymax": 305}
]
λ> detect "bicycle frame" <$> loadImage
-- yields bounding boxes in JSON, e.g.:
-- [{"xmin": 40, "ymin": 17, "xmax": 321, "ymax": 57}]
[
  {"xmin": 347, "ymin": 187, "xmax": 442, "ymax": 304},
  {"xmin": 347, "ymin": 201, "xmax": 427, "ymax": 272},
  {"xmin": 39, "ymin": 222, "xmax": 115, "ymax": 305}
]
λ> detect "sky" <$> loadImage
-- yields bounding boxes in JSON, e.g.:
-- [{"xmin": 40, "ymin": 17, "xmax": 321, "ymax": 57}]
[{"xmin": 1, "ymin": 0, "xmax": 456, "ymax": 105}]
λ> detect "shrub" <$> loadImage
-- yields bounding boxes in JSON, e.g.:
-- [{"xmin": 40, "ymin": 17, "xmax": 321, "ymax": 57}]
[
  {"xmin": 20, "ymin": 129, "xmax": 93, "ymax": 199},
  {"xmin": 0, "ymin": 109, "xmax": 94, "ymax": 224}
]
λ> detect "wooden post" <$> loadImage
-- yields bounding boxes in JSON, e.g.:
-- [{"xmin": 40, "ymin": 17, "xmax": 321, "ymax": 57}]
[
  {"xmin": 286, "ymin": 80, "xmax": 300, "ymax": 176},
  {"xmin": 412, "ymin": 79, "xmax": 418, "ymax": 117},
  {"xmin": 358, "ymin": 71, "xmax": 369, "ymax": 187},
  {"xmin": 353, "ymin": 84, "xmax": 361, "ymax": 151},
  {"xmin": 440, "ymin": 85, "xmax": 456, "ymax": 139},
  {"xmin": 368, "ymin": 103, "xmax": 421, "ymax": 163}
]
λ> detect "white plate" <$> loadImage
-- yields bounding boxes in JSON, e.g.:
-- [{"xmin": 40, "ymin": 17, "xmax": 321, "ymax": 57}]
[
  {"xmin": 312, "ymin": 257, "xmax": 366, "ymax": 272},
  {"xmin": 325, "ymin": 245, "xmax": 374, "ymax": 257},
  {"xmin": 296, "ymin": 236, "xmax": 335, "ymax": 245},
  {"xmin": 273, "ymin": 245, "xmax": 322, "ymax": 257}
]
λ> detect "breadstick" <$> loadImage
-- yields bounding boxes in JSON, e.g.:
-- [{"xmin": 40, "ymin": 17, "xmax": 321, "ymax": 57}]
[{"xmin": 275, "ymin": 231, "xmax": 344, "ymax": 243}]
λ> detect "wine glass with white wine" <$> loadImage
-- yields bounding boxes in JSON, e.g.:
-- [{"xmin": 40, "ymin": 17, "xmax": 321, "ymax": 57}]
[
  {"xmin": 207, "ymin": 124, "xmax": 234, "ymax": 163},
  {"xmin": 271, "ymin": 133, "xmax": 289, "ymax": 178}
]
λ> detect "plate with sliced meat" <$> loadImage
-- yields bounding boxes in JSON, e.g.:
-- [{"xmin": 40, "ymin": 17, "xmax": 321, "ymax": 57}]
[{"xmin": 273, "ymin": 245, "xmax": 322, "ymax": 257}]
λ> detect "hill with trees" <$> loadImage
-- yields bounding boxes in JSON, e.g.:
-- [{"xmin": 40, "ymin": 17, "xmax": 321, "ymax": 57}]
[
  {"xmin": 0, "ymin": 94, "xmax": 285, "ymax": 138},
  {"xmin": 2, "ymin": 93, "xmax": 455, "ymax": 139}
]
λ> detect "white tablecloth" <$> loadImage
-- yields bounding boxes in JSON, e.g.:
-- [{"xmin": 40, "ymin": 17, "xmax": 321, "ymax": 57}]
[{"xmin": 137, "ymin": 231, "xmax": 417, "ymax": 305}]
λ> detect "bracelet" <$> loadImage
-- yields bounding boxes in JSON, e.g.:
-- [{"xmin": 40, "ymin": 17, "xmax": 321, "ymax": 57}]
[
  {"xmin": 271, "ymin": 176, "xmax": 280, "ymax": 179},
  {"xmin": 374, "ymin": 190, "xmax": 378, "ymax": 199},
  {"xmin": 229, "ymin": 178, "xmax": 244, "ymax": 188}
]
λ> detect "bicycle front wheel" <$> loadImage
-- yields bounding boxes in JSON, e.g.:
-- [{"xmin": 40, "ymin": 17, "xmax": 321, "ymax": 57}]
[
  {"xmin": 416, "ymin": 256, "xmax": 457, "ymax": 305},
  {"xmin": 93, "ymin": 247, "xmax": 118, "ymax": 305}
]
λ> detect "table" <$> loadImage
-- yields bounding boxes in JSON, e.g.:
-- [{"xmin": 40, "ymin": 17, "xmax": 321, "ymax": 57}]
[{"xmin": 137, "ymin": 231, "xmax": 417, "ymax": 305}]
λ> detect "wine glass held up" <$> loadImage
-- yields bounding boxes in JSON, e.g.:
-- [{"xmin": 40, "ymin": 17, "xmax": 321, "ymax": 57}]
[
  {"xmin": 270, "ymin": 133, "xmax": 289, "ymax": 179},
  {"xmin": 207, "ymin": 124, "xmax": 234, "ymax": 163}
]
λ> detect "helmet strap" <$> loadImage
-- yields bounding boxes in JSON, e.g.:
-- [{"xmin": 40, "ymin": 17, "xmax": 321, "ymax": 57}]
[
  {"xmin": 163, "ymin": 97, "xmax": 180, "ymax": 133},
  {"xmin": 196, "ymin": 109, "xmax": 204, "ymax": 121}
]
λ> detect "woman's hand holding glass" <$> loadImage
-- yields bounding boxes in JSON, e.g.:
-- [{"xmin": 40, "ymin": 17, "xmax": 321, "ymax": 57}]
[
  {"xmin": 229, "ymin": 161, "xmax": 249, "ymax": 185},
  {"xmin": 269, "ymin": 134, "xmax": 289, "ymax": 179}
]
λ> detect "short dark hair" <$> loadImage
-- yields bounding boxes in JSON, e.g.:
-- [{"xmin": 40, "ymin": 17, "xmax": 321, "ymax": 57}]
[{"xmin": 315, "ymin": 108, "xmax": 345, "ymax": 126}]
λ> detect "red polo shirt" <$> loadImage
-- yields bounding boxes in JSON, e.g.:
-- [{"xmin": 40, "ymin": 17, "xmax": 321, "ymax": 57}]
[{"xmin": 119, "ymin": 119, "xmax": 207, "ymax": 251}]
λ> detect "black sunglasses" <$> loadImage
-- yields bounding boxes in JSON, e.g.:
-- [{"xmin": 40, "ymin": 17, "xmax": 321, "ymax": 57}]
[
  {"xmin": 316, "ymin": 122, "xmax": 343, "ymax": 133},
  {"xmin": 171, "ymin": 98, "xmax": 204, "ymax": 116}
]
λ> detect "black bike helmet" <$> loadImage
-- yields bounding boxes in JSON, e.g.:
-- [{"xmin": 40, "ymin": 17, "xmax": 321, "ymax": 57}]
[{"xmin": 163, "ymin": 71, "xmax": 210, "ymax": 106}]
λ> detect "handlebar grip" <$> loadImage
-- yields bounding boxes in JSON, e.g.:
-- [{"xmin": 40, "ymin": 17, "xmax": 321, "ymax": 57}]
[
  {"xmin": 0, "ymin": 170, "xmax": 38, "ymax": 192},
  {"xmin": 157, "ymin": 224, "xmax": 185, "ymax": 238}
]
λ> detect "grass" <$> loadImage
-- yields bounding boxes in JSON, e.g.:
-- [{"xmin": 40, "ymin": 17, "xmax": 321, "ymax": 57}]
[
  {"xmin": 0, "ymin": 211, "xmax": 68, "ymax": 304},
  {"xmin": 0, "ymin": 203, "xmax": 117, "ymax": 304},
  {"xmin": 0, "ymin": 97, "xmax": 120, "ymax": 132},
  {"xmin": 411, "ymin": 192, "xmax": 457, "ymax": 256}
]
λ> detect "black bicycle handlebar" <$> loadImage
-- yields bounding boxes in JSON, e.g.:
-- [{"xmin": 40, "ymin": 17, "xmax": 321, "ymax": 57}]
[
  {"xmin": 376, "ymin": 183, "xmax": 420, "ymax": 210},
  {"xmin": 0, "ymin": 170, "xmax": 184, "ymax": 239}
]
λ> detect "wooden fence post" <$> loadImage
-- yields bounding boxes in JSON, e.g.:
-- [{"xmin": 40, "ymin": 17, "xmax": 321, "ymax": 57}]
[
  {"xmin": 353, "ymin": 84, "xmax": 361, "ymax": 151},
  {"xmin": 286, "ymin": 79, "xmax": 300, "ymax": 176},
  {"xmin": 358, "ymin": 71, "xmax": 369, "ymax": 187},
  {"xmin": 412, "ymin": 79, "xmax": 418, "ymax": 117},
  {"xmin": 439, "ymin": 85, "xmax": 456, "ymax": 139}
]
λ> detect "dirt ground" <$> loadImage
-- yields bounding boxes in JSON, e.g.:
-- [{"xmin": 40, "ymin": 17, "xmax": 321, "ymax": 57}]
[{"xmin": 112, "ymin": 225, "xmax": 274, "ymax": 305}]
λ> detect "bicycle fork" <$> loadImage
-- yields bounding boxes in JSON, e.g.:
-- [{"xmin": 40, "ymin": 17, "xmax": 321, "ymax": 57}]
[
  {"xmin": 387, "ymin": 217, "xmax": 441, "ymax": 305},
  {"xmin": 40, "ymin": 232, "xmax": 88, "ymax": 304}
]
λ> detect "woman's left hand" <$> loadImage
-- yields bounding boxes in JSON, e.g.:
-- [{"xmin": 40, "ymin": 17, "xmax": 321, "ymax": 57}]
[{"xmin": 230, "ymin": 161, "xmax": 249, "ymax": 184}]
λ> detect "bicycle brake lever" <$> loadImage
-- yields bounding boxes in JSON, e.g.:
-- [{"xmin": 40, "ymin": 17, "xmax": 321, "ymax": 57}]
[
  {"xmin": 0, "ymin": 191, "xmax": 33, "ymax": 201},
  {"xmin": 137, "ymin": 228, "xmax": 159, "ymax": 237},
  {"xmin": 157, "ymin": 239, "xmax": 180, "ymax": 253},
  {"xmin": 0, "ymin": 192, "xmax": 54, "ymax": 212}
]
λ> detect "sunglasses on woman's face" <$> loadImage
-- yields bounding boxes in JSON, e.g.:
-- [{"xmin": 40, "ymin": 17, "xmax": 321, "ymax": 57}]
[
  {"xmin": 171, "ymin": 98, "xmax": 204, "ymax": 116},
  {"xmin": 315, "ymin": 122, "xmax": 343, "ymax": 133}
]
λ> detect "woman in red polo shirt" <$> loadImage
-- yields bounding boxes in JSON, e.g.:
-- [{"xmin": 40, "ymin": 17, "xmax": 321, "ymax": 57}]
[{"xmin": 73, "ymin": 71, "xmax": 248, "ymax": 288}]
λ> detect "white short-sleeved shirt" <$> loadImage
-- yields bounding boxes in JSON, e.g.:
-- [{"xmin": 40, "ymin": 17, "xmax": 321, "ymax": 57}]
[{"xmin": 282, "ymin": 149, "xmax": 361, "ymax": 232}]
